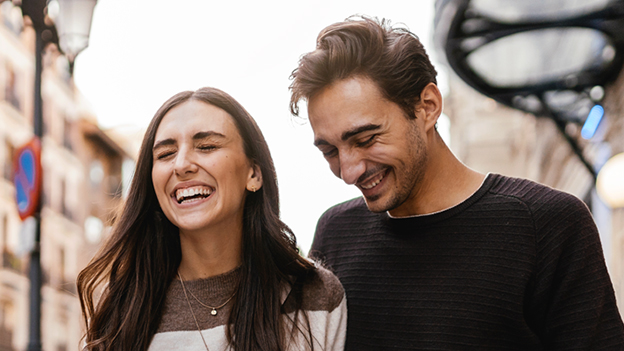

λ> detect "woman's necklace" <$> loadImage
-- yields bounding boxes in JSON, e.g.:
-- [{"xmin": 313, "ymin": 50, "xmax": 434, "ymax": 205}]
[
  {"xmin": 178, "ymin": 272, "xmax": 210, "ymax": 351},
  {"xmin": 177, "ymin": 272, "xmax": 237, "ymax": 316}
]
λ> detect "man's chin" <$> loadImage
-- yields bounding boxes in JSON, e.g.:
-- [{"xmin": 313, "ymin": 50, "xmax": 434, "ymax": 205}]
[{"xmin": 363, "ymin": 195, "xmax": 390, "ymax": 213}]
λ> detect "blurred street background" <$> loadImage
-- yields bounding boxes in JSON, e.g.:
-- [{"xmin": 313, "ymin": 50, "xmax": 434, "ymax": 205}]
[{"xmin": 1, "ymin": 0, "xmax": 623, "ymax": 350}]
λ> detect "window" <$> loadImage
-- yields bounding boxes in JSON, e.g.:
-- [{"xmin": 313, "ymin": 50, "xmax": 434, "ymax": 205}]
[
  {"xmin": 121, "ymin": 158, "xmax": 136, "ymax": 198},
  {"xmin": 1, "ymin": 214, "xmax": 20, "ymax": 272},
  {"xmin": 41, "ymin": 171, "xmax": 50, "ymax": 208},
  {"xmin": 4, "ymin": 65, "xmax": 20, "ymax": 111},
  {"xmin": 59, "ymin": 247, "xmax": 66, "ymax": 286},
  {"xmin": 0, "ymin": 300, "xmax": 15, "ymax": 350},
  {"xmin": 63, "ymin": 119, "xmax": 72, "ymax": 151},
  {"xmin": 61, "ymin": 178, "xmax": 70, "ymax": 220},
  {"xmin": 108, "ymin": 174, "xmax": 123, "ymax": 198},
  {"xmin": 84, "ymin": 216, "xmax": 103, "ymax": 244},
  {"xmin": 89, "ymin": 160, "xmax": 104, "ymax": 188},
  {"xmin": 0, "ymin": 0, "xmax": 23, "ymax": 35},
  {"xmin": 2, "ymin": 141, "xmax": 13, "ymax": 181},
  {"xmin": 1, "ymin": 213, "xmax": 7, "ymax": 251}
]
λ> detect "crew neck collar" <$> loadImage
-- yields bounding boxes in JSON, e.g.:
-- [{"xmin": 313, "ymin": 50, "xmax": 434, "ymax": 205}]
[{"xmin": 384, "ymin": 173, "xmax": 495, "ymax": 225}]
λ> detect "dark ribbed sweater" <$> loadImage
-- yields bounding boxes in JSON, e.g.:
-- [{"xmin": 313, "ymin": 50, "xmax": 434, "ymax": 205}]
[{"xmin": 310, "ymin": 173, "xmax": 624, "ymax": 350}]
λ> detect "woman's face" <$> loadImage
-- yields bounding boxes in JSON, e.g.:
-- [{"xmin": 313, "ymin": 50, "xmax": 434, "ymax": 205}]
[{"xmin": 151, "ymin": 100, "xmax": 256, "ymax": 236}]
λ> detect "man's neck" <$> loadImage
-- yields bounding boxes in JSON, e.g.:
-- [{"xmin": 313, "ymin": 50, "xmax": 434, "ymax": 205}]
[{"xmin": 388, "ymin": 138, "xmax": 486, "ymax": 217}]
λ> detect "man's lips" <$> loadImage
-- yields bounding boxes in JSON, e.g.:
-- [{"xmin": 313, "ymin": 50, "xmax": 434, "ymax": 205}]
[{"xmin": 358, "ymin": 168, "xmax": 389, "ymax": 190}]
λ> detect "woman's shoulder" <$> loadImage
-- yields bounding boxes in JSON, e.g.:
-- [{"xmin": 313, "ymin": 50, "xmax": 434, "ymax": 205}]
[
  {"xmin": 283, "ymin": 262, "xmax": 345, "ymax": 314},
  {"xmin": 309, "ymin": 263, "xmax": 345, "ymax": 307}
]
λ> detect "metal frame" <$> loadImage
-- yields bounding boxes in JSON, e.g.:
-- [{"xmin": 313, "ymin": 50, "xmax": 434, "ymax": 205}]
[{"xmin": 435, "ymin": 0, "xmax": 624, "ymax": 180}]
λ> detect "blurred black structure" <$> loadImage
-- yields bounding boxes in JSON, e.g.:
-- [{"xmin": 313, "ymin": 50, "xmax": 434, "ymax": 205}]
[
  {"xmin": 434, "ymin": 0, "xmax": 624, "ymax": 180},
  {"xmin": 17, "ymin": 0, "xmax": 96, "ymax": 350}
]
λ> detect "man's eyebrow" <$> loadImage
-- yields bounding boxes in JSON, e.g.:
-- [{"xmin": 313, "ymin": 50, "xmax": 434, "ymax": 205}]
[
  {"xmin": 313, "ymin": 138, "xmax": 330, "ymax": 147},
  {"xmin": 341, "ymin": 124, "xmax": 382, "ymax": 141},
  {"xmin": 313, "ymin": 124, "xmax": 382, "ymax": 147}
]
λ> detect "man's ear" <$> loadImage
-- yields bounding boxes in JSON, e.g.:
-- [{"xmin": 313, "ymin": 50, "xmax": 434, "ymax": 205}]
[
  {"xmin": 246, "ymin": 163, "xmax": 263, "ymax": 192},
  {"xmin": 417, "ymin": 83, "xmax": 443, "ymax": 132}
]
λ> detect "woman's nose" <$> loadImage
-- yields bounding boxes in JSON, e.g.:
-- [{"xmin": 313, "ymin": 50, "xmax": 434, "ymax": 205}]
[{"xmin": 173, "ymin": 147, "xmax": 198, "ymax": 176}]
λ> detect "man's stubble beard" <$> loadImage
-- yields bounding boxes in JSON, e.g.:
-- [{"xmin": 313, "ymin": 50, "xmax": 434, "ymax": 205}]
[{"xmin": 365, "ymin": 123, "xmax": 428, "ymax": 213}]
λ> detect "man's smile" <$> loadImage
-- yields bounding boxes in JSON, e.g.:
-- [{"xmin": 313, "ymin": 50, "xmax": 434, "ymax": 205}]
[{"xmin": 359, "ymin": 168, "xmax": 388, "ymax": 190}]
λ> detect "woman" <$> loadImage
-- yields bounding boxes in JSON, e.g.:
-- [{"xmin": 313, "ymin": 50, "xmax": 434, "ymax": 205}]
[{"xmin": 77, "ymin": 87, "xmax": 346, "ymax": 351}]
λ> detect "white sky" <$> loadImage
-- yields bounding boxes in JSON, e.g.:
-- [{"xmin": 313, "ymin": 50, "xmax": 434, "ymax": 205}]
[{"xmin": 73, "ymin": 0, "xmax": 441, "ymax": 254}]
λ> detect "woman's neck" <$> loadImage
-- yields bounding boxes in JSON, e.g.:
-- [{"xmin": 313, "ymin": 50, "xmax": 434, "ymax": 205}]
[{"xmin": 178, "ymin": 227, "xmax": 243, "ymax": 280}]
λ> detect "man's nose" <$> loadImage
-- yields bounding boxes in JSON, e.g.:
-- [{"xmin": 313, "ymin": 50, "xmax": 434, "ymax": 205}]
[{"xmin": 339, "ymin": 150, "xmax": 366, "ymax": 185}]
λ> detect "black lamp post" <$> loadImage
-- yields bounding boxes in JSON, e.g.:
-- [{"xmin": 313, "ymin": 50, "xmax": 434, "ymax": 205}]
[
  {"xmin": 434, "ymin": 0, "xmax": 624, "ymax": 184},
  {"xmin": 18, "ymin": 0, "xmax": 96, "ymax": 350}
]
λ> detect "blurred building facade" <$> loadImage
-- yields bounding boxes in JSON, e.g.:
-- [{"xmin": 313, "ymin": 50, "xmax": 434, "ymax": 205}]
[
  {"xmin": 0, "ymin": 2, "xmax": 132, "ymax": 350},
  {"xmin": 600, "ymin": 68, "xmax": 624, "ymax": 312},
  {"xmin": 440, "ymin": 47, "xmax": 624, "ymax": 317}
]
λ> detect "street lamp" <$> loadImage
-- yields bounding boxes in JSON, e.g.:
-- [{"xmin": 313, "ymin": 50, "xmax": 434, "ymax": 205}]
[
  {"xmin": 597, "ymin": 153, "xmax": 624, "ymax": 208},
  {"xmin": 17, "ymin": 0, "xmax": 96, "ymax": 350},
  {"xmin": 52, "ymin": 0, "xmax": 97, "ymax": 72}
]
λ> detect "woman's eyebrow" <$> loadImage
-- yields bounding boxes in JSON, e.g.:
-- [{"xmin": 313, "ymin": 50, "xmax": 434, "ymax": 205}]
[
  {"xmin": 193, "ymin": 131, "xmax": 226, "ymax": 140},
  {"xmin": 153, "ymin": 131, "xmax": 227, "ymax": 151},
  {"xmin": 153, "ymin": 138, "xmax": 175, "ymax": 151}
]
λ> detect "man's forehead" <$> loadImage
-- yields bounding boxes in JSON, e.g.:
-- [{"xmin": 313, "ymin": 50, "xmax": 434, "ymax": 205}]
[
  {"xmin": 310, "ymin": 76, "xmax": 379, "ymax": 106},
  {"xmin": 307, "ymin": 76, "xmax": 393, "ymax": 144}
]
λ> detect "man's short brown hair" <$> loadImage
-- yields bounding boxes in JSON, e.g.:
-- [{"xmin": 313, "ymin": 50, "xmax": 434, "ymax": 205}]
[{"xmin": 289, "ymin": 15, "xmax": 437, "ymax": 119}]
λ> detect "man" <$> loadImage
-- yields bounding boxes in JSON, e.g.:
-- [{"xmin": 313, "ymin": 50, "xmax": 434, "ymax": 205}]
[{"xmin": 289, "ymin": 16, "xmax": 624, "ymax": 350}]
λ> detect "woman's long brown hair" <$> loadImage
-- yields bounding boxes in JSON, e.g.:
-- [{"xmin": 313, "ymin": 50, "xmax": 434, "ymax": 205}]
[{"xmin": 77, "ymin": 87, "xmax": 315, "ymax": 350}]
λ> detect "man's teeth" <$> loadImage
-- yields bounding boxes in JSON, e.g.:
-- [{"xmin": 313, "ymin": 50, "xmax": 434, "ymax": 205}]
[
  {"xmin": 361, "ymin": 172, "xmax": 385, "ymax": 190},
  {"xmin": 176, "ymin": 187, "xmax": 212, "ymax": 203}
]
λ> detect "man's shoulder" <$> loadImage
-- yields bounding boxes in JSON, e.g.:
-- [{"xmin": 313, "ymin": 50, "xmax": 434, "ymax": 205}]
[
  {"xmin": 319, "ymin": 196, "xmax": 370, "ymax": 222},
  {"xmin": 312, "ymin": 197, "xmax": 375, "ymax": 259},
  {"xmin": 488, "ymin": 173, "xmax": 585, "ymax": 209},
  {"xmin": 486, "ymin": 174, "xmax": 591, "ymax": 229}
]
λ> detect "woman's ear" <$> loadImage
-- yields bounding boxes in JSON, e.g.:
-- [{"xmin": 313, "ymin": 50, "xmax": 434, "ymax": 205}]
[{"xmin": 246, "ymin": 163, "xmax": 263, "ymax": 192}]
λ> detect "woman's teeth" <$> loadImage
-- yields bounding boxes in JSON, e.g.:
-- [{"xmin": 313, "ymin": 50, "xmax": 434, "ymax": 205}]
[{"xmin": 176, "ymin": 187, "xmax": 212, "ymax": 203}]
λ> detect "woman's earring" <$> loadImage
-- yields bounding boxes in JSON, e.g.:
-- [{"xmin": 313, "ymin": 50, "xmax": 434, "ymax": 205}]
[{"xmin": 251, "ymin": 185, "xmax": 256, "ymax": 192}]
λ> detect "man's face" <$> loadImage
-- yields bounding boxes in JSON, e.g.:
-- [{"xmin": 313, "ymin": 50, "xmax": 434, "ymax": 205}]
[{"xmin": 308, "ymin": 76, "xmax": 429, "ymax": 215}]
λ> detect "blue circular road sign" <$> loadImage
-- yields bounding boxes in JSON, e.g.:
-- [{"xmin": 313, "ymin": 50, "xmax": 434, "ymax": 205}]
[{"xmin": 13, "ymin": 138, "xmax": 42, "ymax": 220}]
